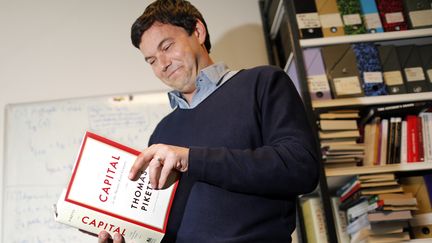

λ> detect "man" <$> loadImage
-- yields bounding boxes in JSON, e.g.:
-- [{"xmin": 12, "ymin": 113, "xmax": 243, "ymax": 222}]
[{"xmin": 99, "ymin": 0, "xmax": 319, "ymax": 242}]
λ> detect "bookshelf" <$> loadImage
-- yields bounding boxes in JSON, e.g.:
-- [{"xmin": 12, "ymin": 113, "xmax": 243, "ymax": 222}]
[
  {"xmin": 300, "ymin": 28, "xmax": 432, "ymax": 48},
  {"xmin": 259, "ymin": 0, "xmax": 432, "ymax": 242},
  {"xmin": 326, "ymin": 162, "xmax": 432, "ymax": 177},
  {"xmin": 312, "ymin": 91, "xmax": 432, "ymax": 108}
]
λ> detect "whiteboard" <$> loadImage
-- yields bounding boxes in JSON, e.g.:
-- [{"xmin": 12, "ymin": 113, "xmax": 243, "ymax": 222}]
[{"xmin": 2, "ymin": 91, "xmax": 172, "ymax": 243}]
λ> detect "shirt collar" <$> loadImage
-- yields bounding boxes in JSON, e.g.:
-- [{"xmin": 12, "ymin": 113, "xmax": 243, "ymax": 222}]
[{"xmin": 168, "ymin": 62, "xmax": 230, "ymax": 109}]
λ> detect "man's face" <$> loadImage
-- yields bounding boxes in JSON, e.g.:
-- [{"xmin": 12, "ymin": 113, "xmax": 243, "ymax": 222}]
[{"xmin": 139, "ymin": 22, "xmax": 204, "ymax": 95}]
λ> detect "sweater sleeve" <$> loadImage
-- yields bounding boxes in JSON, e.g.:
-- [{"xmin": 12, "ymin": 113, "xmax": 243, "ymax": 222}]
[{"xmin": 187, "ymin": 67, "xmax": 320, "ymax": 199}]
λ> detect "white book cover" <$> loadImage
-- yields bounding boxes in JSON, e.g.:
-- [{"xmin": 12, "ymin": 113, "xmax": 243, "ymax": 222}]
[
  {"xmin": 54, "ymin": 131, "xmax": 178, "ymax": 243},
  {"xmin": 420, "ymin": 113, "xmax": 432, "ymax": 162}
]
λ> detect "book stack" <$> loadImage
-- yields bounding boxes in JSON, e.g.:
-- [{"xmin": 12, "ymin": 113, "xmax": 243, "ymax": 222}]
[
  {"xmin": 337, "ymin": 173, "xmax": 416, "ymax": 242},
  {"xmin": 361, "ymin": 103, "xmax": 432, "ymax": 165},
  {"xmin": 318, "ymin": 110, "xmax": 364, "ymax": 168}
]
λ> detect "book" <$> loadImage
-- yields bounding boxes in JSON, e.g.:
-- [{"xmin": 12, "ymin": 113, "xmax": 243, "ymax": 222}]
[
  {"xmin": 319, "ymin": 119, "xmax": 358, "ymax": 130},
  {"xmin": 376, "ymin": 193, "xmax": 418, "ymax": 206},
  {"xmin": 319, "ymin": 111, "xmax": 360, "ymax": 119},
  {"xmin": 367, "ymin": 210, "xmax": 412, "ymax": 222},
  {"xmin": 407, "ymin": 115, "xmax": 421, "ymax": 162},
  {"xmin": 380, "ymin": 119, "xmax": 389, "ymax": 165},
  {"xmin": 330, "ymin": 197, "xmax": 350, "ymax": 243},
  {"xmin": 54, "ymin": 132, "xmax": 178, "ymax": 243},
  {"xmin": 301, "ymin": 197, "xmax": 329, "ymax": 243},
  {"xmin": 401, "ymin": 120, "xmax": 408, "ymax": 163},
  {"xmin": 420, "ymin": 113, "xmax": 432, "ymax": 162},
  {"xmin": 319, "ymin": 130, "xmax": 360, "ymax": 139}
]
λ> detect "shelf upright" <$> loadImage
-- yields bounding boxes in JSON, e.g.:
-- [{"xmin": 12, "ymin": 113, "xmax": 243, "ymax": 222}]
[{"xmin": 281, "ymin": 1, "xmax": 339, "ymax": 242}]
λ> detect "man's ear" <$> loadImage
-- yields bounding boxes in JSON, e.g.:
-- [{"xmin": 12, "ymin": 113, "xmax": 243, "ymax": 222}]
[{"xmin": 194, "ymin": 19, "xmax": 206, "ymax": 45}]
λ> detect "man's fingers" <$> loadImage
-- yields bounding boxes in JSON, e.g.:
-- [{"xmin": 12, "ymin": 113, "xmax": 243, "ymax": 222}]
[
  {"xmin": 148, "ymin": 157, "xmax": 163, "ymax": 189},
  {"xmin": 158, "ymin": 158, "xmax": 173, "ymax": 189},
  {"xmin": 129, "ymin": 151, "xmax": 153, "ymax": 180},
  {"xmin": 98, "ymin": 231, "xmax": 111, "ymax": 243},
  {"xmin": 113, "ymin": 233, "xmax": 125, "ymax": 243}
]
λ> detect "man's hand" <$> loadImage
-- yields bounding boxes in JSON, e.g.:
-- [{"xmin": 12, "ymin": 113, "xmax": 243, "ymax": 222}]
[
  {"xmin": 98, "ymin": 231, "xmax": 124, "ymax": 243},
  {"xmin": 129, "ymin": 144, "xmax": 189, "ymax": 189}
]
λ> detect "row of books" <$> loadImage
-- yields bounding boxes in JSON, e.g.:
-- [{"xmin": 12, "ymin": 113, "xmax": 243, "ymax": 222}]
[
  {"xmin": 318, "ymin": 102, "xmax": 432, "ymax": 169},
  {"xmin": 301, "ymin": 173, "xmax": 432, "ymax": 242},
  {"xmin": 293, "ymin": 0, "xmax": 432, "ymax": 39},
  {"xmin": 363, "ymin": 112, "xmax": 432, "ymax": 166},
  {"xmin": 305, "ymin": 43, "xmax": 432, "ymax": 101}
]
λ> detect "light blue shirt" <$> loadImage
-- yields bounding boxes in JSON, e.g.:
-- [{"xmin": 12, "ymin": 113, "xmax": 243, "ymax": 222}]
[{"xmin": 168, "ymin": 63, "xmax": 231, "ymax": 109}]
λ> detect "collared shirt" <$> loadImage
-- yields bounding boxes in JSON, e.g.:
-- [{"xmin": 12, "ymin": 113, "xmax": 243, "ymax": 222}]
[{"xmin": 168, "ymin": 62, "xmax": 231, "ymax": 109}]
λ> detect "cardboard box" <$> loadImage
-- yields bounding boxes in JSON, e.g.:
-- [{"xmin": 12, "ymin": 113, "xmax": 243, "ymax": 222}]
[
  {"xmin": 378, "ymin": 45, "xmax": 407, "ymax": 94},
  {"xmin": 316, "ymin": 0, "xmax": 345, "ymax": 37},
  {"xmin": 322, "ymin": 44, "xmax": 364, "ymax": 98}
]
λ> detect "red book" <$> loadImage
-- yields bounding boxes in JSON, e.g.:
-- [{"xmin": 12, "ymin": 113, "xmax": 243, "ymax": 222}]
[{"xmin": 406, "ymin": 115, "xmax": 419, "ymax": 162}]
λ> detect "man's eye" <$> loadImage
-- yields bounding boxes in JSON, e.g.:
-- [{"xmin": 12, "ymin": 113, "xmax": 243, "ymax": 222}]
[{"xmin": 163, "ymin": 43, "xmax": 173, "ymax": 51}]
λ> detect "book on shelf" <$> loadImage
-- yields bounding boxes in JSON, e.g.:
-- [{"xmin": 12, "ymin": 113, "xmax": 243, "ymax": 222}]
[
  {"xmin": 54, "ymin": 132, "xmax": 178, "ymax": 243},
  {"xmin": 350, "ymin": 221, "xmax": 408, "ymax": 243},
  {"xmin": 373, "ymin": 193, "xmax": 418, "ymax": 206},
  {"xmin": 330, "ymin": 197, "xmax": 350, "ymax": 243},
  {"xmin": 337, "ymin": 173, "xmax": 400, "ymax": 202},
  {"xmin": 367, "ymin": 210, "xmax": 413, "ymax": 222},
  {"xmin": 319, "ymin": 111, "xmax": 360, "ymax": 119},
  {"xmin": 300, "ymin": 197, "xmax": 328, "ymax": 243},
  {"xmin": 319, "ymin": 119, "xmax": 358, "ymax": 130},
  {"xmin": 319, "ymin": 130, "xmax": 361, "ymax": 139}
]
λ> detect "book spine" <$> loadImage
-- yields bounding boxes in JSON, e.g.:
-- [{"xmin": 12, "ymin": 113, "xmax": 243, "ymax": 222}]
[
  {"xmin": 400, "ymin": 120, "xmax": 408, "ymax": 163},
  {"xmin": 301, "ymin": 198, "xmax": 329, "ymax": 243},
  {"xmin": 55, "ymin": 197, "xmax": 164, "ymax": 243},
  {"xmin": 331, "ymin": 198, "xmax": 350, "ymax": 243},
  {"xmin": 387, "ymin": 117, "xmax": 396, "ymax": 164},
  {"xmin": 422, "ymin": 113, "xmax": 432, "ymax": 162},
  {"xmin": 380, "ymin": 119, "xmax": 389, "ymax": 165},
  {"xmin": 406, "ymin": 115, "xmax": 419, "ymax": 162},
  {"xmin": 417, "ymin": 115, "xmax": 425, "ymax": 162},
  {"xmin": 340, "ymin": 183, "xmax": 362, "ymax": 202},
  {"xmin": 393, "ymin": 117, "xmax": 402, "ymax": 164}
]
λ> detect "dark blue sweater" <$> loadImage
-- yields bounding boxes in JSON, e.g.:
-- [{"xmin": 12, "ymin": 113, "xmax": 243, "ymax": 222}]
[{"xmin": 150, "ymin": 66, "xmax": 320, "ymax": 243}]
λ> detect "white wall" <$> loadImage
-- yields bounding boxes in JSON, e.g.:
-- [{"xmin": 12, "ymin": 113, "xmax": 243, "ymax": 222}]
[{"xmin": 0, "ymin": 0, "xmax": 267, "ymax": 239}]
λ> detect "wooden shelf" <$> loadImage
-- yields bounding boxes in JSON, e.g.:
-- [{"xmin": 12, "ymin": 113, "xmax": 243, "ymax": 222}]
[
  {"xmin": 312, "ymin": 92, "xmax": 432, "ymax": 109},
  {"xmin": 300, "ymin": 28, "xmax": 432, "ymax": 48},
  {"xmin": 325, "ymin": 162, "xmax": 432, "ymax": 177}
]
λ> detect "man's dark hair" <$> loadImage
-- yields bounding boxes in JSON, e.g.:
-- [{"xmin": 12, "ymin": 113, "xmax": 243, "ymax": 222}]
[{"xmin": 131, "ymin": 0, "xmax": 211, "ymax": 53}]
